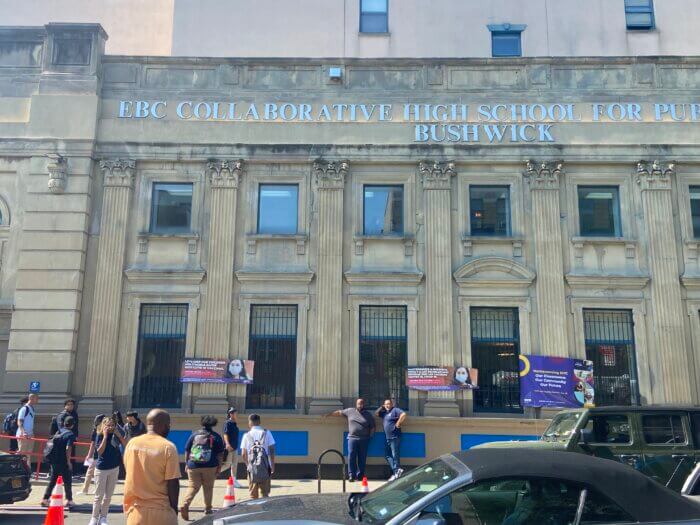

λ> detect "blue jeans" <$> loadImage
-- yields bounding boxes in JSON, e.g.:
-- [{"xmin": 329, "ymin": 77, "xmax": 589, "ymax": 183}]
[
  {"xmin": 385, "ymin": 437, "xmax": 401, "ymax": 474},
  {"xmin": 347, "ymin": 437, "xmax": 369, "ymax": 479}
]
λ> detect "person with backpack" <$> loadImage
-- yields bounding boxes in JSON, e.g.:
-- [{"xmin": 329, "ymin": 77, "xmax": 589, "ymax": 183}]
[
  {"xmin": 78, "ymin": 413, "xmax": 105, "ymax": 495},
  {"xmin": 124, "ymin": 411, "xmax": 146, "ymax": 443},
  {"xmin": 40, "ymin": 415, "xmax": 76, "ymax": 510},
  {"xmin": 3, "ymin": 396, "xmax": 27, "ymax": 452},
  {"xmin": 240, "ymin": 413, "xmax": 276, "ymax": 500},
  {"xmin": 16, "ymin": 393, "xmax": 38, "ymax": 464},
  {"xmin": 90, "ymin": 415, "xmax": 126, "ymax": 525},
  {"xmin": 180, "ymin": 415, "xmax": 225, "ymax": 520}
]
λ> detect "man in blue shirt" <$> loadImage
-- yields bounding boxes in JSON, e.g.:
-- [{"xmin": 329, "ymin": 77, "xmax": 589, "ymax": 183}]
[{"xmin": 375, "ymin": 399, "xmax": 407, "ymax": 480}]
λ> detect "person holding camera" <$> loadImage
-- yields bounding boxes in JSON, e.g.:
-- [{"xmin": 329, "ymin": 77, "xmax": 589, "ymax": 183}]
[{"xmin": 89, "ymin": 415, "xmax": 126, "ymax": 525}]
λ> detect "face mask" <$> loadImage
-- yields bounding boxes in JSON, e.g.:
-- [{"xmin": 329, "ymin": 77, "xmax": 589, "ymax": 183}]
[
  {"xmin": 456, "ymin": 371, "xmax": 469, "ymax": 383},
  {"xmin": 230, "ymin": 363, "xmax": 243, "ymax": 375}
]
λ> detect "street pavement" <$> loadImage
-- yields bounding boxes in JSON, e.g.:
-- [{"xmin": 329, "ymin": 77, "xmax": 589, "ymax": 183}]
[{"xmin": 0, "ymin": 476, "xmax": 385, "ymax": 524}]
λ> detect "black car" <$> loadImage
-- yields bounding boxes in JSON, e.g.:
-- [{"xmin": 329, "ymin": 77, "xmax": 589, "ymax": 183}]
[
  {"xmin": 196, "ymin": 449, "xmax": 700, "ymax": 525},
  {"xmin": 0, "ymin": 451, "xmax": 31, "ymax": 504}
]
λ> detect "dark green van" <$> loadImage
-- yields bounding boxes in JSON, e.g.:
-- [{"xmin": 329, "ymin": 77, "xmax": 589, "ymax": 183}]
[{"xmin": 477, "ymin": 406, "xmax": 700, "ymax": 492}]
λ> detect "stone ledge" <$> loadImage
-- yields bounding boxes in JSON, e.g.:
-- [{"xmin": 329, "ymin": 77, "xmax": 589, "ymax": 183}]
[
  {"xmin": 235, "ymin": 269, "xmax": 314, "ymax": 284},
  {"xmin": 565, "ymin": 273, "xmax": 650, "ymax": 290},
  {"xmin": 353, "ymin": 234, "xmax": 414, "ymax": 256},
  {"xmin": 245, "ymin": 233, "xmax": 308, "ymax": 255},
  {"xmin": 124, "ymin": 268, "xmax": 206, "ymax": 286},
  {"xmin": 461, "ymin": 235, "xmax": 524, "ymax": 258},
  {"xmin": 344, "ymin": 270, "xmax": 423, "ymax": 287},
  {"xmin": 571, "ymin": 236, "xmax": 637, "ymax": 259}
]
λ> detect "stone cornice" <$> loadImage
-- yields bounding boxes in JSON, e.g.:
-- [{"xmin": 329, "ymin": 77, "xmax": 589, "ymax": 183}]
[
  {"xmin": 313, "ymin": 159, "xmax": 349, "ymax": 189},
  {"xmin": 565, "ymin": 273, "xmax": 650, "ymax": 290},
  {"xmin": 636, "ymin": 160, "xmax": 675, "ymax": 191},
  {"xmin": 100, "ymin": 158, "xmax": 135, "ymax": 188},
  {"xmin": 46, "ymin": 154, "xmax": 67, "ymax": 194},
  {"xmin": 124, "ymin": 268, "xmax": 206, "ymax": 286},
  {"xmin": 419, "ymin": 160, "xmax": 456, "ymax": 190},
  {"xmin": 344, "ymin": 271, "xmax": 424, "ymax": 287},
  {"xmin": 207, "ymin": 159, "xmax": 244, "ymax": 188},
  {"xmin": 235, "ymin": 270, "xmax": 314, "ymax": 284},
  {"xmin": 523, "ymin": 160, "xmax": 564, "ymax": 190}
]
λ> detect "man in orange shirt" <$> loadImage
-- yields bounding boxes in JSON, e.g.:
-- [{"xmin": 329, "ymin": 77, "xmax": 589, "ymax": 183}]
[{"xmin": 123, "ymin": 409, "xmax": 181, "ymax": 525}]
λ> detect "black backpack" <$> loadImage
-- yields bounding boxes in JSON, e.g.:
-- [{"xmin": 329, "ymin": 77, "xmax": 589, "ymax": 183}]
[
  {"xmin": 43, "ymin": 431, "xmax": 65, "ymax": 463},
  {"xmin": 2, "ymin": 410, "xmax": 18, "ymax": 435},
  {"xmin": 49, "ymin": 415, "xmax": 59, "ymax": 436}
]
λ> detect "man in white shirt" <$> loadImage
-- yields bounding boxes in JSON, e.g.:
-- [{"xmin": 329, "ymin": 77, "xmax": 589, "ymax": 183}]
[
  {"xmin": 16, "ymin": 393, "xmax": 38, "ymax": 464},
  {"xmin": 240, "ymin": 414, "xmax": 275, "ymax": 499}
]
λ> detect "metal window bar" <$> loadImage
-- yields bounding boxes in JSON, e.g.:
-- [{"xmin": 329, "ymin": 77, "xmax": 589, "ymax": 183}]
[
  {"xmin": 246, "ymin": 305, "xmax": 298, "ymax": 410},
  {"xmin": 359, "ymin": 306, "xmax": 408, "ymax": 409},
  {"xmin": 133, "ymin": 304, "xmax": 188, "ymax": 408},
  {"xmin": 470, "ymin": 307, "xmax": 522, "ymax": 413},
  {"xmin": 583, "ymin": 309, "xmax": 640, "ymax": 406}
]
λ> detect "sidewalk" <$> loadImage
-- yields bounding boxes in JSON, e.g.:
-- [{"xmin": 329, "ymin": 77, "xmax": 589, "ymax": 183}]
[{"xmin": 0, "ymin": 476, "xmax": 386, "ymax": 525}]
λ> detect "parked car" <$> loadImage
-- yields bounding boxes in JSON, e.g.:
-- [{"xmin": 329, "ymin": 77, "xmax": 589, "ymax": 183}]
[
  {"xmin": 0, "ymin": 451, "xmax": 31, "ymax": 504},
  {"xmin": 194, "ymin": 449, "xmax": 700, "ymax": 524},
  {"xmin": 477, "ymin": 406, "xmax": 700, "ymax": 491}
]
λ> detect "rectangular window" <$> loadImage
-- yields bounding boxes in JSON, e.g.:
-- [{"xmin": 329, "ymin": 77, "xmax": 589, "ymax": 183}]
[
  {"xmin": 257, "ymin": 184, "xmax": 298, "ymax": 234},
  {"xmin": 363, "ymin": 185, "xmax": 403, "ymax": 236},
  {"xmin": 150, "ymin": 183, "xmax": 193, "ymax": 234},
  {"xmin": 491, "ymin": 32, "xmax": 522, "ymax": 57},
  {"xmin": 583, "ymin": 309, "xmax": 640, "ymax": 406},
  {"xmin": 359, "ymin": 306, "xmax": 408, "ymax": 409},
  {"xmin": 471, "ymin": 308, "xmax": 522, "ymax": 413},
  {"xmin": 578, "ymin": 186, "xmax": 622, "ymax": 237},
  {"xmin": 625, "ymin": 0, "xmax": 655, "ymax": 30},
  {"xmin": 690, "ymin": 186, "xmax": 700, "ymax": 238},
  {"xmin": 583, "ymin": 414, "xmax": 632, "ymax": 444},
  {"xmin": 642, "ymin": 414, "xmax": 686, "ymax": 444},
  {"xmin": 360, "ymin": 0, "xmax": 388, "ymax": 33},
  {"xmin": 470, "ymin": 185, "xmax": 511, "ymax": 236},
  {"xmin": 246, "ymin": 305, "xmax": 298, "ymax": 410},
  {"xmin": 133, "ymin": 304, "xmax": 188, "ymax": 408}
]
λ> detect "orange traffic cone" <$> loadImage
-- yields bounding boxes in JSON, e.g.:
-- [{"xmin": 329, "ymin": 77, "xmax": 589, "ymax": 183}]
[
  {"xmin": 361, "ymin": 476, "xmax": 369, "ymax": 493},
  {"xmin": 222, "ymin": 475, "xmax": 236, "ymax": 508},
  {"xmin": 43, "ymin": 475, "xmax": 64, "ymax": 525}
]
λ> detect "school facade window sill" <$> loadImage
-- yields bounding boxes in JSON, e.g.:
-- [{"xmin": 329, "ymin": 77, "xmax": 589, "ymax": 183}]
[
  {"xmin": 353, "ymin": 234, "xmax": 414, "ymax": 256},
  {"xmin": 571, "ymin": 236, "xmax": 637, "ymax": 260},
  {"xmin": 245, "ymin": 233, "xmax": 308, "ymax": 255},
  {"xmin": 461, "ymin": 235, "xmax": 524, "ymax": 258},
  {"xmin": 137, "ymin": 231, "xmax": 199, "ymax": 254}
]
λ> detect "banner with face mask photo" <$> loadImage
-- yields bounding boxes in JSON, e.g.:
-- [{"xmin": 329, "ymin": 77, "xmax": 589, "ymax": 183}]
[
  {"xmin": 406, "ymin": 366, "xmax": 478, "ymax": 391},
  {"xmin": 181, "ymin": 358, "xmax": 255, "ymax": 384}
]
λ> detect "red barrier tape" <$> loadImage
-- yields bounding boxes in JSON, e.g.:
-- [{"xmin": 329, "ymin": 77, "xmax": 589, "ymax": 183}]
[{"xmin": 0, "ymin": 432, "xmax": 92, "ymax": 480}]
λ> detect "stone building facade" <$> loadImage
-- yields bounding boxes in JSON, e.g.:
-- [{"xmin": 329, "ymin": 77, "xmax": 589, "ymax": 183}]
[{"xmin": 0, "ymin": 23, "xmax": 699, "ymax": 463}]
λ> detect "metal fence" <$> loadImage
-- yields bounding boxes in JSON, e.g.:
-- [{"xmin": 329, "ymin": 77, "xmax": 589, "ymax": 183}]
[
  {"xmin": 133, "ymin": 304, "xmax": 188, "ymax": 408},
  {"xmin": 470, "ymin": 307, "xmax": 522, "ymax": 413},
  {"xmin": 246, "ymin": 305, "xmax": 298, "ymax": 410},
  {"xmin": 583, "ymin": 309, "xmax": 639, "ymax": 406},
  {"xmin": 359, "ymin": 306, "xmax": 408, "ymax": 409}
]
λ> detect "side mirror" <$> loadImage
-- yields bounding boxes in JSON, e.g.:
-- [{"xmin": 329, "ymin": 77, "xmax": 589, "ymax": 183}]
[
  {"xmin": 416, "ymin": 514, "xmax": 447, "ymax": 525},
  {"xmin": 579, "ymin": 428, "xmax": 593, "ymax": 445}
]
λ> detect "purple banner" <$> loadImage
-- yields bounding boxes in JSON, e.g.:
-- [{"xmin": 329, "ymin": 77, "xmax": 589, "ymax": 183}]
[{"xmin": 519, "ymin": 355, "xmax": 594, "ymax": 409}]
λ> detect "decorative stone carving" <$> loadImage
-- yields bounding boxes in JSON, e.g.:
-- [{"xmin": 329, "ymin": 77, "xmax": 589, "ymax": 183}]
[
  {"xmin": 419, "ymin": 160, "xmax": 456, "ymax": 190},
  {"xmin": 208, "ymin": 159, "xmax": 244, "ymax": 188},
  {"xmin": 523, "ymin": 160, "xmax": 564, "ymax": 189},
  {"xmin": 47, "ymin": 154, "xmax": 67, "ymax": 194},
  {"xmin": 100, "ymin": 159, "xmax": 135, "ymax": 187},
  {"xmin": 636, "ymin": 160, "xmax": 675, "ymax": 191},
  {"xmin": 314, "ymin": 159, "xmax": 349, "ymax": 189}
]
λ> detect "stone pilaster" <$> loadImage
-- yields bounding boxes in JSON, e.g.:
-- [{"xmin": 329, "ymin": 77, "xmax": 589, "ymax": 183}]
[
  {"xmin": 308, "ymin": 160, "xmax": 348, "ymax": 414},
  {"xmin": 82, "ymin": 159, "xmax": 135, "ymax": 413},
  {"xmin": 524, "ymin": 160, "xmax": 568, "ymax": 357},
  {"xmin": 420, "ymin": 161, "xmax": 460, "ymax": 416},
  {"xmin": 194, "ymin": 160, "xmax": 244, "ymax": 413},
  {"xmin": 637, "ymin": 160, "xmax": 693, "ymax": 403}
]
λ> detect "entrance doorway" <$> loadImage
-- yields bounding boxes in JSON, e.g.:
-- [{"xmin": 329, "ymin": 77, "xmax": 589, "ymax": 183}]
[
  {"xmin": 359, "ymin": 306, "xmax": 408, "ymax": 409},
  {"xmin": 133, "ymin": 304, "xmax": 188, "ymax": 408}
]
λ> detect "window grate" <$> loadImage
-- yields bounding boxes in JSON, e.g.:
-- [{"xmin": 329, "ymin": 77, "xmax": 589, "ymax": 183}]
[
  {"xmin": 133, "ymin": 304, "xmax": 188, "ymax": 409},
  {"xmin": 583, "ymin": 309, "xmax": 640, "ymax": 406},
  {"xmin": 359, "ymin": 306, "xmax": 408, "ymax": 409},
  {"xmin": 470, "ymin": 308, "xmax": 522, "ymax": 414},
  {"xmin": 246, "ymin": 305, "xmax": 298, "ymax": 410}
]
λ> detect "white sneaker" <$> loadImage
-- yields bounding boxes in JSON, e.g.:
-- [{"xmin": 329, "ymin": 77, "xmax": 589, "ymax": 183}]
[
  {"xmin": 99, "ymin": 517, "xmax": 108, "ymax": 525},
  {"xmin": 388, "ymin": 474, "xmax": 396, "ymax": 481},
  {"xmin": 396, "ymin": 468, "xmax": 404, "ymax": 478},
  {"xmin": 234, "ymin": 480, "xmax": 243, "ymax": 488},
  {"xmin": 88, "ymin": 519, "xmax": 98, "ymax": 525}
]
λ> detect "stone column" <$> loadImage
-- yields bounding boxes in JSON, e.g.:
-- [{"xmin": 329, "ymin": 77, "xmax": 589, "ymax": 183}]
[
  {"xmin": 524, "ymin": 161, "xmax": 568, "ymax": 357},
  {"xmin": 420, "ymin": 161, "xmax": 460, "ymax": 416},
  {"xmin": 82, "ymin": 159, "xmax": 135, "ymax": 413},
  {"xmin": 309, "ymin": 160, "xmax": 348, "ymax": 414},
  {"xmin": 194, "ymin": 160, "xmax": 244, "ymax": 413},
  {"xmin": 637, "ymin": 161, "xmax": 693, "ymax": 404}
]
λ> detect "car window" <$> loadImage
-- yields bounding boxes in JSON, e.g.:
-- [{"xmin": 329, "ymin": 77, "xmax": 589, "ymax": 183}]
[
  {"xmin": 691, "ymin": 413, "xmax": 700, "ymax": 448},
  {"xmin": 579, "ymin": 487, "xmax": 635, "ymax": 524},
  {"xmin": 583, "ymin": 415, "xmax": 631, "ymax": 444},
  {"xmin": 642, "ymin": 414, "xmax": 687, "ymax": 445}
]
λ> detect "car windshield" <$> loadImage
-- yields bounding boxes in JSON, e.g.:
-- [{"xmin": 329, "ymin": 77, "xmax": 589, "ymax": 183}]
[
  {"xmin": 359, "ymin": 458, "xmax": 461, "ymax": 523},
  {"xmin": 542, "ymin": 412, "xmax": 582, "ymax": 442}
]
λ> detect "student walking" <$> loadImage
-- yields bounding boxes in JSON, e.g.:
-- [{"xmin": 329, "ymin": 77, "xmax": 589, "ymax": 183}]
[
  {"xmin": 326, "ymin": 398, "xmax": 375, "ymax": 482},
  {"xmin": 241, "ymin": 414, "xmax": 276, "ymax": 499},
  {"xmin": 375, "ymin": 398, "xmax": 407, "ymax": 480},
  {"xmin": 79, "ymin": 414, "xmax": 105, "ymax": 495},
  {"xmin": 41, "ymin": 415, "xmax": 76, "ymax": 510},
  {"xmin": 16, "ymin": 393, "xmax": 38, "ymax": 466},
  {"xmin": 123, "ymin": 409, "xmax": 181, "ymax": 525},
  {"xmin": 180, "ymin": 415, "xmax": 225, "ymax": 520},
  {"xmin": 124, "ymin": 411, "xmax": 146, "ymax": 442},
  {"xmin": 3, "ymin": 396, "xmax": 27, "ymax": 452},
  {"xmin": 90, "ymin": 415, "xmax": 126, "ymax": 525},
  {"xmin": 222, "ymin": 407, "xmax": 242, "ymax": 488}
]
